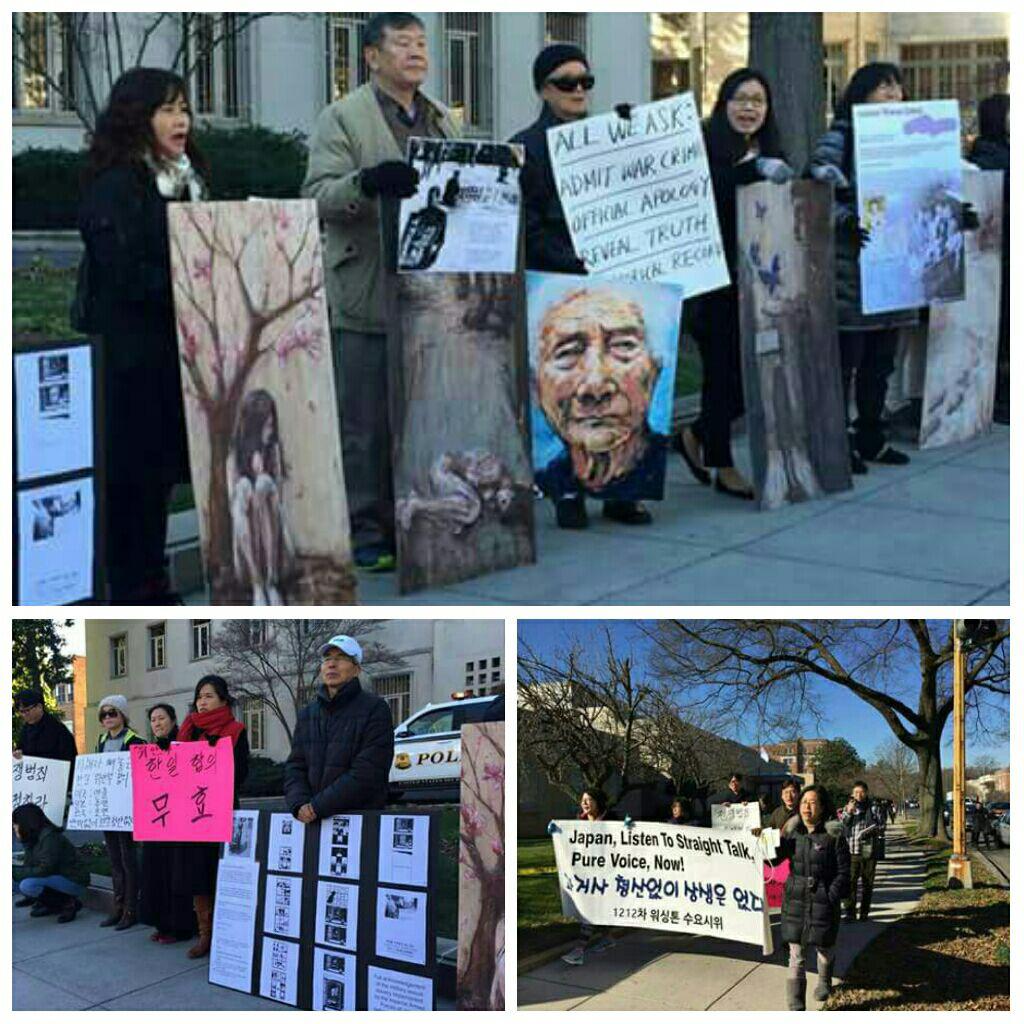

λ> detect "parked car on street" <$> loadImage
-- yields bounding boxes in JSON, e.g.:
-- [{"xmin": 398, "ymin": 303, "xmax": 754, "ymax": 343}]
[{"xmin": 996, "ymin": 810, "xmax": 1010, "ymax": 847}]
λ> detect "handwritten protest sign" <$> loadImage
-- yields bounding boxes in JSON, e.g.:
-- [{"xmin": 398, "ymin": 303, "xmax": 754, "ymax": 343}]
[
  {"xmin": 67, "ymin": 752, "xmax": 133, "ymax": 831},
  {"xmin": 13, "ymin": 756, "xmax": 69, "ymax": 826},
  {"xmin": 547, "ymin": 93, "xmax": 729, "ymax": 298},
  {"xmin": 130, "ymin": 739, "xmax": 235, "ymax": 842},
  {"xmin": 711, "ymin": 802, "xmax": 762, "ymax": 832},
  {"xmin": 551, "ymin": 819, "xmax": 772, "ymax": 952}
]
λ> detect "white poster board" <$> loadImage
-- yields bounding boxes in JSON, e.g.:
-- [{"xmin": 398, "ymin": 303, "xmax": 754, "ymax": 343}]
[
  {"xmin": 67, "ymin": 752, "xmax": 133, "ymax": 831},
  {"xmin": 12, "ymin": 756, "xmax": 69, "ymax": 827},
  {"xmin": 367, "ymin": 966, "xmax": 433, "ymax": 1012},
  {"xmin": 376, "ymin": 887, "xmax": 428, "ymax": 965},
  {"xmin": 314, "ymin": 880, "xmax": 359, "ymax": 952},
  {"xmin": 264, "ymin": 873, "xmax": 301, "ymax": 938},
  {"xmin": 312, "ymin": 947, "xmax": 358, "ymax": 1011},
  {"xmin": 378, "ymin": 814, "xmax": 429, "ymax": 887},
  {"xmin": 210, "ymin": 858, "xmax": 260, "ymax": 992},
  {"xmin": 318, "ymin": 813, "xmax": 362, "ymax": 880},
  {"xmin": 711, "ymin": 801, "xmax": 762, "ymax": 833},
  {"xmin": 259, "ymin": 935, "xmax": 300, "ymax": 1006},
  {"xmin": 267, "ymin": 812, "xmax": 305, "ymax": 873},
  {"xmin": 853, "ymin": 99, "xmax": 964, "ymax": 314},
  {"xmin": 547, "ymin": 93, "xmax": 729, "ymax": 297}
]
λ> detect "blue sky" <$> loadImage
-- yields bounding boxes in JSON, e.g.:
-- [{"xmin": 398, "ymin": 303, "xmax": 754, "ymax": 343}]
[{"xmin": 518, "ymin": 619, "xmax": 1010, "ymax": 767}]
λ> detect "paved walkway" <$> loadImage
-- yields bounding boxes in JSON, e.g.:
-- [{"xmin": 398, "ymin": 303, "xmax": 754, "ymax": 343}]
[{"xmin": 518, "ymin": 827, "xmax": 926, "ymax": 1011}]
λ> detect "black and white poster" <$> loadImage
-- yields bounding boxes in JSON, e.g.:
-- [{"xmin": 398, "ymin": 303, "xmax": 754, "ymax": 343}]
[
  {"xmin": 267, "ymin": 812, "xmax": 305, "ymax": 873},
  {"xmin": 378, "ymin": 814, "xmax": 430, "ymax": 888},
  {"xmin": 317, "ymin": 813, "xmax": 362, "ymax": 880},
  {"xmin": 376, "ymin": 887, "xmax": 428, "ymax": 965},
  {"xmin": 367, "ymin": 966, "xmax": 433, "ymax": 1011},
  {"xmin": 398, "ymin": 138, "xmax": 523, "ymax": 274},
  {"xmin": 209, "ymin": 859, "xmax": 260, "ymax": 993},
  {"xmin": 263, "ymin": 873, "xmax": 301, "ymax": 939},
  {"xmin": 314, "ymin": 880, "xmax": 359, "ymax": 952},
  {"xmin": 224, "ymin": 809, "xmax": 259, "ymax": 862},
  {"xmin": 311, "ymin": 947, "xmax": 357, "ymax": 1011},
  {"xmin": 259, "ymin": 935, "xmax": 299, "ymax": 1006}
]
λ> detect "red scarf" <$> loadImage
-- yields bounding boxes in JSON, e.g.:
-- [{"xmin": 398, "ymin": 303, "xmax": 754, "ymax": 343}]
[{"xmin": 177, "ymin": 704, "xmax": 245, "ymax": 747}]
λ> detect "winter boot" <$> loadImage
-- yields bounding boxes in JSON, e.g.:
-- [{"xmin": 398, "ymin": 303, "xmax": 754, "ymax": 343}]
[
  {"xmin": 29, "ymin": 888, "xmax": 63, "ymax": 917},
  {"xmin": 813, "ymin": 966, "xmax": 834, "ymax": 1002},
  {"xmin": 57, "ymin": 897, "xmax": 82, "ymax": 924},
  {"xmin": 787, "ymin": 977, "xmax": 807, "ymax": 1011},
  {"xmin": 188, "ymin": 895, "xmax": 214, "ymax": 958},
  {"xmin": 99, "ymin": 902, "xmax": 124, "ymax": 927}
]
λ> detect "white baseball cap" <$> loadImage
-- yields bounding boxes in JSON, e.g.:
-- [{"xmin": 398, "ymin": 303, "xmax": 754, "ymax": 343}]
[{"xmin": 319, "ymin": 635, "xmax": 363, "ymax": 664}]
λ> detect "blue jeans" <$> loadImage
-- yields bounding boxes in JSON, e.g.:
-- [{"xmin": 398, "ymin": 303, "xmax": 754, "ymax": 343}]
[{"xmin": 19, "ymin": 875, "xmax": 85, "ymax": 899}]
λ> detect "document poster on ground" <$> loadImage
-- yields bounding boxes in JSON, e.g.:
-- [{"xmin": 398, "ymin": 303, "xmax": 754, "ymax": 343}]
[
  {"xmin": 267, "ymin": 812, "xmax": 305, "ymax": 873},
  {"xmin": 854, "ymin": 99, "xmax": 964, "ymax": 314},
  {"xmin": 318, "ymin": 813, "xmax": 363, "ymax": 880},
  {"xmin": 378, "ymin": 814, "xmax": 429, "ymax": 887},
  {"xmin": 15, "ymin": 345, "xmax": 93, "ymax": 482},
  {"xmin": 259, "ymin": 935, "xmax": 300, "ymax": 1006},
  {"xmin": 367, "ymin": 966, "xmax": 434, "ymax": 1012},
  {"xmin": 547, "ymin": 92, "xmax": 729, "ymax": 298},
  {"xmin": 551, "ymin": 819, "xmax": 772, "ymax": 953},
  {"xmin": 315, "ymin": 880, "xmax": 359, "ymax": 952},
  {"xmin": 209, "ymin": 858, "xmax": 260, "ymax": 992},
  {"xmin": 398, "ymin": 138, "xmax": 523, "ymax": 274},
  {"xmin": 224, "ymin": 809, "xmax": 259, "ymax": 862},
  {"xmin": 376, "ymin": 887, "xmax": 428, "ymax": 964},
  {"xmin": 17, "ymin": 477, "xmax": 94, "ymax": 605},
  {"xmin": 312, "ymin": 947, "xmax": 358, "ymax": 1011},
  {"xmin": 66, "ymin": 752, "xmax": 133, "ymax": 831},
  {"xmin": 263, "ymin": 873, "xmax": 301, "ymax": 938}
]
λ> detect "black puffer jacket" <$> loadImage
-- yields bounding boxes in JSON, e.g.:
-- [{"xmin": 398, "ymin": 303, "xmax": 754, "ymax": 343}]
[
  {"xmin": 775, "ymin": 819, "xmax": 851, "ymax": 947},
  {"xmin": 284, "ymin": 680, "xmax": 394, "ymax": 818}
]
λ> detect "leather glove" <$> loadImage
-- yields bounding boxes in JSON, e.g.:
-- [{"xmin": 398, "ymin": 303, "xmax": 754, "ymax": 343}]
[
  {"xmin": 810, "ymin": 163, "xmax": 850, "ymax": 190},
  {"xmin": 960, "ymin": 201, "xmax": 980, "ymax": 232},
  {"xmin": 614, "ymin": 103, "xmax": 634, "ymax": 120},
  {"xmin": 839, "ymin": 212, "xmax": 871, "ymax": 250},
  {"xmin": 359, "ymin": 161, "xmax": 420, "ymax": 199},
  {"xmin": 756, "ymin": 157, "xmax": 795, "ymax": 184},
  {"xmin": 156, "ymin": 737, "xmax": 172, "ymax": 751}
]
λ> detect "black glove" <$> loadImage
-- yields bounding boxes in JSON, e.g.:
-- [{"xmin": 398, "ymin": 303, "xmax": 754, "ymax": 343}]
[
  {"xmin": 359, "ymin": 161, "xmax": 420, "ymax": 199},
  {"xmin": 960, "ymin": 201, "xmax": 980, "ymax": 232},
  {"xmin": 207, "ymin": 734, "xmax": 219, "ymax": 747},
  {"xmin": 841, "ymin": 214, "xmax": 871, "ymax": 251},
  {"xmin": 614, "ymin": 103, "xmax": 633, "ymax": 120},
  {"xmin": 156, "ymin": 737, "xmax": 172, "ymax": 751}
]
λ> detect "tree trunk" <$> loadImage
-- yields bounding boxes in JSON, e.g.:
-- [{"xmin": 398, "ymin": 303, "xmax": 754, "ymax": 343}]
[
  {"xmin": 748, "ymin": 14, "xmax": 825, "ymax": 174},
  {"xmin": 205, "ymin": 409, "xmax": 236, "ymax": 602},
  {"xmin": 457, "ymin": 879, "xmax": 501, "ymax": 1010},
  {"xmin": 915, "ymin": 740, "xmax": 945, "ymax": 838}
]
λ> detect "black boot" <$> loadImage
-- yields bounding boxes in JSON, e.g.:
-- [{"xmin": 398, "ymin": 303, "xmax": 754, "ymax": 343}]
[
  {"xmin": 29, "ymin": 887, "xmax": 62, "ymax": 917},
  {"xmin": 99, "ymin": 904, "xmax": 124, "ymax": 927},
  {"xmin": 555, "ymin": 494, "xmax": 588, "ymax": 530},
  {"xmin": 787, "ymin": 977, "xmax": 806, "ymax": 1011},
  {"xmin": 57, "ymin": 897, "xmax": 83, "ymax": 924}
]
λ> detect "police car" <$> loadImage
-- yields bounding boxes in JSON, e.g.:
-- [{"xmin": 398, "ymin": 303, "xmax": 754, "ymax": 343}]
[{"xmin": 388, "ymin": 693, "xmax": 502, "ymax": 803}]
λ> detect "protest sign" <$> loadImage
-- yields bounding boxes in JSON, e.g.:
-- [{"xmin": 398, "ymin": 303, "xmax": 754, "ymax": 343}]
[
  {"xmin": 67, "ymin": 752, "xmax": 133, "ymax": 831},
  {"xmin": 854, "ymin": 99, "xmax": 964, "ymax": 315},
  {"xmin": 12, "ymin": 756, "xmax": 69, "ymax": 827},
  {"xmin": 130, "ymin": 739, "xmax": 235, "ymax": 842},
  {"xmin": 547, "ymin": 93, "xmax": 728, "ymax": 297},
  {"xmin": 711, "ymin": 802, "xmax": 762, "ymax": 832},
  {"xmin": 551, "ymin": 819, "xmax": 772, "ymax": 953}
]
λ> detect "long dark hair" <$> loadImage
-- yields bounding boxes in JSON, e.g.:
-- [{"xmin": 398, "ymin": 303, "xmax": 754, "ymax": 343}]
[
  {"xmin": 834, "ymin": 62, "xmax": 903, "ymax": 122},
  {"xmin": 84, "ymin": 66, "xmax": 209, "ymax": 183},
  {"xmin": 705, "ymin": 67, "xmax": 785, "ymax": 165},
  {"xmin": 977, "ymin": 93, "xmax": 1009, "ymax": 142},
  {"xmin": 193, "ymin": 674, "xmax": 234, "ymax": 711},
  {"xmin": 233, "ymin": 390, "xmax": 284, "ymax": 484},
  {"xmin": 13, "ymin": 803, "xmax": 52, "ymax": 844},
  {"xmin": 581, "ymin": 788, "xmax": 609, "ymax": 816}
]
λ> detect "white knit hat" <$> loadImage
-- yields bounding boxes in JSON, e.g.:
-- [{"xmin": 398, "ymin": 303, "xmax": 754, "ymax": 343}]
[{"xmin": 98, "ymin": 694, "xmax": 129, "ymax": 719}]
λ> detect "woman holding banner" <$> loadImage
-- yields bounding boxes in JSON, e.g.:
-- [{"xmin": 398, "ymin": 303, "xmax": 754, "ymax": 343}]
[
  {"xmin": 676, "ymin": 69, "xmax": 794, "ymax": 501},
  {"xmin": 174, "ymin": 676, "xmax": 249, "ymax": 959},
  {"xmin": 96, "ymin": 695, "xmax": 146, "ymax": 931}
]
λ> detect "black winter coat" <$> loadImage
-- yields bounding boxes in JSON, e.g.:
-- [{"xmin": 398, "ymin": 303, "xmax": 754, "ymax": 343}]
[
  {"xmin": 775, "ymin": 820, "xmax": 850, "ymax": 947},
  {"xmin": 18, "ymin": 713, "xmax": 78, "ymax": 765},
  {"xmin": 284, "ymin": 680, "xmax": 394, "ymax": 818},
  {"xmin": 509, "ymin": 105, "xmax": 587, "ymax": 274}
]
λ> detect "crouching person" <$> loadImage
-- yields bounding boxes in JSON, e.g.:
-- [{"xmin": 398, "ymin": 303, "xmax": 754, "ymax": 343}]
[{"xmin": 13, "ymin": 803, "xmax": 88, "ymax": 924}]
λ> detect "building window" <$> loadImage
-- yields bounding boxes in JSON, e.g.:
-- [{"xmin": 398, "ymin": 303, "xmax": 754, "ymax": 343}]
[
  {"xmin": 240, "ymin": 697, "xmax": 265, "ymax": 751},
  {"xmin": 13, "ymin": 13, "xmax": 77, "ymax": 112},
  {"xmin": 545, "ymin": 14, "xmax": 588, "ymax": 48},
  {"xmin": 147, "ymin": 623, "xmax": 167, "ymax": 670},
  {"xmin": 864, "ymin": 41, "xmax": 880, "ymax": 65},
  {"xmin": 192, "ymin": 619, "xmax": 211, "ymax": 661},
  {"xmin": 374, "ymin": 671, "xmax": 412, "ymax": 725},
  {"xmin": 443, "ymin": 13, "xmax": 493, "ymax": 133},
  {"xmin": 653, "ymin": 60, "xmax": 690, "ymax": 102},
  {"xmin": 54, "ymin": 682, "xmax": 73, "ymax": 704},
  {"xmin": 824, "ymin": 42, "xmax": 848, "ymax": 115},
  {"xmin": 110, "ymin": 635, "xmax": 127, "ymax": 679},
  {"xmin": 465, "ymin": 655, "xmax": 503, "ymax": 694},
  {"xmin": 187, "ymin": 14, "xmax": 247, "ymax": 119},
  {"xmin": 326, "ymin": 12, "xmax": 372, "ymax": 102}
]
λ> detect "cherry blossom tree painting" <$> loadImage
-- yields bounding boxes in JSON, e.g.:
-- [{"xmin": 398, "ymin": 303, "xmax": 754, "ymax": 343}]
[
  {"xmin": 168, "ymin": 200, "xmax": 356, "ymax": 605},
  {"xmin": 457, "ymin": 722, "xmax": 505, "ymax": 1010}
]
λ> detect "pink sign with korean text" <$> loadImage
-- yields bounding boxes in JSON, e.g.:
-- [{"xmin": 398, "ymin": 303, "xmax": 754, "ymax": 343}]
[{"xmin": 130, "ymin": 739, "xmax": 235, "ymax": 842}]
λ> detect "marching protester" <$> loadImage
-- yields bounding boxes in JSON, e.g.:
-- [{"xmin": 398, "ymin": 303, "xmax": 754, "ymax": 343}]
[
  {"xmin": 284, "ymin": 636, "xmax": 394, "ymax": 823},
  {"xmin": 78, "ymin": 68, "xmax": 208, "ymax": 603},
  {"xmin": 772, "ymin": 785, "xmax": 851, "ymax": 1010},
  {"xmin": 840, "ymin": 779, "xmax": 886, "ymax": 922},
  {"xmin": 676, "ymin": 68, "xmax": 794, "ymax": 502},
  {"xmin": 708, "ymin": 771, "xmax": 756, "ymax": 816},
  {"xmin": 13, "ymin": 689, "xmax": 78, "ymax": 768},
  {"xmin": 303, "ymin": 12, "xmax": 460, "ymax": 574},
  {"xmin": 768, "ymin": 779, "xmax": 802, "ymax": 830},
  {"xmin": 95, "ymin": 695, "xmax": 146, "ymax": 930},
  {"xmin": 511, "ymin": 42, "xmax": 654, "ymax": 530},
  {"xmin": 175, "ymin": 677, "xmax": 249, "ymax": 958},
  {"xmin": 562, "ymin": 788, "xmax": 616, "ymax": 966},
  {"xmin": 667, "ymin": 796, "xmax": 702, "ymax": 826},
  {"xmin": 139, "ymin": 703, "xmax": 196, "ymax": 945},
  {"xmin": 13, "ymin": 803, "xmax": 88, "ymax": 924}
]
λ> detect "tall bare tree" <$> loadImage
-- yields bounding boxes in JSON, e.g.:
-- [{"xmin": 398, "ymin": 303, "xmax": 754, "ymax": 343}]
[{"xmin": 870, "ymin": 735, "xmax": 920, "ymax": 814}]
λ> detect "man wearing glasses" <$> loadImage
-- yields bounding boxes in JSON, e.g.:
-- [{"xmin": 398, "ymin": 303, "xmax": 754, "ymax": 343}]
[{"xmin": 13, "ymin": 689, "xmax": 77, "ymax": 767}]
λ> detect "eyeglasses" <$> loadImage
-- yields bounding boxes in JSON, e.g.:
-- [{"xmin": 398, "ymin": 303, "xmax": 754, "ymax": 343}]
[
  {"xmin": 546, "ymin": 74, "xmax": 595, "ymax": 94},
  {"xmin": 100, "ymin": 709, "xmax": 120, "ymax": 719},
  {"xmin": 729, "ymin": 94, "xmax": 767, "ymax": 110},
  {"xmin": 17, "ymin": 705, "xmax": 41, "ymax": 715}
]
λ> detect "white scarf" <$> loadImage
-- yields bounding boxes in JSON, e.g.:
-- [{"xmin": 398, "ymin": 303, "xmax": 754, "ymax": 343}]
[{"xmin": 145, "ymin": 151, "xmax": 205, "ymax": 201}]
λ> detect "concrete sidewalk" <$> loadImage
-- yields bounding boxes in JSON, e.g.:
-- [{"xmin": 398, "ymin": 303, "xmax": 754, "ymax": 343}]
[{"xmin": 518, "ymin": 828, "xmax": 927, "ymax": 1011}]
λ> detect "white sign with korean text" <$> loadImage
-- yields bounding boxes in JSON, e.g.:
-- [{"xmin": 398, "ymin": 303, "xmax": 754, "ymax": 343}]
[
  {"xmin": 711, "ymin": 802, "xmax": 762, "ymax": 832},
  {"xmin": 67, "ymin": 752, "xmax": 133, "ymax": 831},
  {"xmin": 13, "ymin": 756, "xmax": 70, "ymax": 827}
]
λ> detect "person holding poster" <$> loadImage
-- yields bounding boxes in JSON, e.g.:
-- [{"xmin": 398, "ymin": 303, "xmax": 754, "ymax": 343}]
[
  {"xmin": 78, "ymin": 68, "xmax": 208, "ymax": 602},
  {"xmin": 175, "ymin": 677, "xmax": 249, "ymax": 959},
  {"xmin": 13, "ymin": 803, "xmax": 88, "ymax": 923},
  {"xmin": 677, "ymin": 69, "xmax": 794, "ymax": 502},
  {"xmin": 13, "ymin": 689, "xmax": 77, "ymax": 774},
  {"xmin": 302, "ymin": 13, "xmax": 460, "ymax": 574},
  {"xmin": 95, "ymin": 695, "xmax": 146, "ymax": 930}
]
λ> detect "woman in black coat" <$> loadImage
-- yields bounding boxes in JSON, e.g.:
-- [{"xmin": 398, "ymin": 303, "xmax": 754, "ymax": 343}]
[
  {"xmin": 78, "ymin": 67, "xmax": 208, "ymax": 603},
  {"xmin": 772, "ymin": 784, "xmax": 851, "ymax": 1010},
  {"xmin": 677, "ymin": 69, "xmax": 795, "ymax": 500}
]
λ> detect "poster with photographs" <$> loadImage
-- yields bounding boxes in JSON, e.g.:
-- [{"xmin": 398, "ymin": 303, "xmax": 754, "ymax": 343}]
[
  {"xmin": 376, "ymin": 887, "xmax": 428, "ymax": 965},
  {"xmin": 312, "ymin": 947, "xmax": 357, "ymax": 1012},
  {"xmin": 17, "ymin": 478, "xmax": 94, "ymax": 605},
  {"xmin": 259, "ymin": 935, "xmax": 299, "ymax": 1006},
  {"xmin": 398, "ymin": 138, "xmax": 523, "ymax": 274},
  {"xmin": 318, "ymin": 813, "xmax": 363, "ymax": 880},
  {"xmin": 223, "ymin": 809, "xmax": 259, "ymax": 862},
  {"xmin": 267, "ymin": 812, "xmax": 305, "ymax": 874},
  {"xmin": 14, "ymin": 345, "xmax": 94, "ymax": 482},
  {"xmin": 315, "ymin": 880, "xmax": 359, "ymax": 952},
  {"xmin": 263, "ymin": 873, "xmax": 301, "ymax": 939},
  {"xmin": 367, "ymin": 966, "xmax": 433, "ymax": 1012},
  {"xmin": 378, "ymin": 814, "xmax": 430, "ymax": 888}
]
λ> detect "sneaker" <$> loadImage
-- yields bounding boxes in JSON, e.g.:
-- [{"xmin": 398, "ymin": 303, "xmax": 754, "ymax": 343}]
[
  {"xmin": 867, "ymin": 444, "xmax": 910, "ymax": 466},
  {"xmin": 602, "ymin": 500, "xmax": 653, "ymax": 525},
  {"xmin": 589, "ymin": 936, "xmax": 617, "ymax": 955},
  {"xmin": 561, "ymin": 945, "xmax": 586, "ymax": 966},
  {"xmin": 354, "ymin": 546, "xmax": 396, "ymax": 573},
  {"xmin": 555, "ymin": 495, "xmax": 588, "ymax": 530}
]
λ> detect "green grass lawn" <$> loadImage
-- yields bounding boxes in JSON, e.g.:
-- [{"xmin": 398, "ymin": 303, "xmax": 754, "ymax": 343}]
[
  {"xmin": 13, "ymin": 259, "xmax": 82, "ymax": 339},
  {"xmin": 436, "ymin": 804, "xmax": 460, "ymax": 940},
  {"xmin": 517, "ymin": 837, "xmax": 580, "ymax": 959}
]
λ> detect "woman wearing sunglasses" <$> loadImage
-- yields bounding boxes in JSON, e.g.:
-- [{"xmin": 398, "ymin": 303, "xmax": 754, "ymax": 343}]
[{"xmin": 95, "ymin": 695, "xmax": 146, "ymax": 930}]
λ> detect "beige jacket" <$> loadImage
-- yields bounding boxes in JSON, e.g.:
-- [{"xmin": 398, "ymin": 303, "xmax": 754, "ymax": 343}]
[{"xmin": 302, "ymin": 83, "xmax": 460, "ymax": 334}]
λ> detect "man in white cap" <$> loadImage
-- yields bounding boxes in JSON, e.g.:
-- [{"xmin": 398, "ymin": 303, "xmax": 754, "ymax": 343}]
[{"xmin": 284, "ymin": 635, "xmax": 394, "ymax": 824}]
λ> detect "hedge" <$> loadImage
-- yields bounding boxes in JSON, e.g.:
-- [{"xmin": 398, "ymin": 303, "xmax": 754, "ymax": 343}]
[{"xmin": 239, "ymin": 754, "xmax": 286, "ymax": 798}]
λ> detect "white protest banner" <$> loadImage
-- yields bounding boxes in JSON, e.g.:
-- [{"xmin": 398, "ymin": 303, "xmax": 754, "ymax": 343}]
[
  {"xmin": 711, "ymin": 802, "xmax": 762, "ymax": 832},
  {"xmin": 853, "ymin": 99, "xmax": 964, "ymax": 314},
  {"xmin": 67, "ymin": 752, "xmax": 133, "ymax": 831},
  {"xmin": 551, "ymin": 819, "xmax": 771, "ymax": 953},
  {"xmin": 547, "ymin": 93, "xmax": 729, "ymax": 297},
  {"xmin": 12, "ymin": 756, "xmax": 70, "ymax": 827}
]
